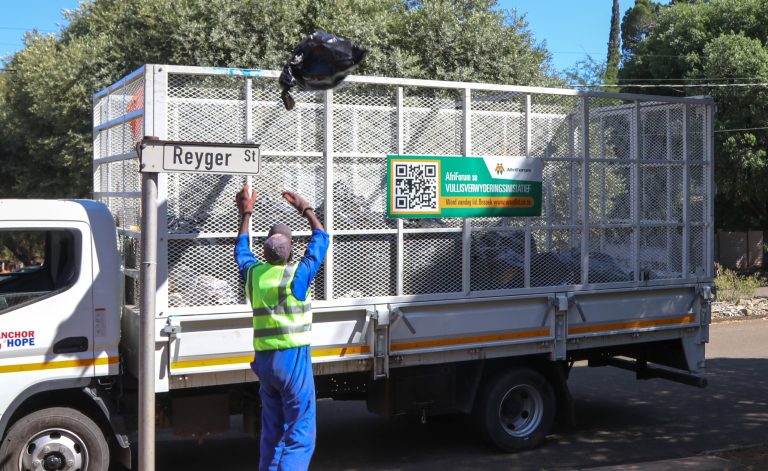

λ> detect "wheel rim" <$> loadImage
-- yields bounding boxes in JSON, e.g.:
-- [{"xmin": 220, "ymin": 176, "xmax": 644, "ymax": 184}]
[
  {"xmin": 18, "ymin": 428, "xmax": 89, "ymax": 471},
  {"xmin": 497, "ymin": 383, "xmax": 544, "ymax": 438}
]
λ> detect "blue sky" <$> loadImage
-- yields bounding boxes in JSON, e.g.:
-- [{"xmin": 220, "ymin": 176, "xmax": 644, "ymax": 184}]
[
  {"xmin": 499, "ymin": 0, "xmax": 643, "ymax": 71},
  {"xmin": 1, "ymin": 1, "xmax": 660, "ymax": 74}
]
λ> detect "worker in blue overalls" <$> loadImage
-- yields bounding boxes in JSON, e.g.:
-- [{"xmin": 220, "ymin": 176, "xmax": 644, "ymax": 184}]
[{"xmin": 235, "ymin": 184, "xmax": 329, "ymax": 470}]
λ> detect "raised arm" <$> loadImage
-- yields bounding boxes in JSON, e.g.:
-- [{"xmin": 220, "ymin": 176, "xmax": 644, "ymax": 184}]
[
  {"xmin": 282, "ymin": 191, "xmax": 329, "ymax": 301},
  {"xmin": 237, "ymin": 184, "xmax": 259, "ymax": 235},
  {"xmin": 235, "ymin": 184, "xmax": 259, "ymax": 281},
  {"xmin": 281, "ymin": 191, "xmax": 324, "ymax": 231}
]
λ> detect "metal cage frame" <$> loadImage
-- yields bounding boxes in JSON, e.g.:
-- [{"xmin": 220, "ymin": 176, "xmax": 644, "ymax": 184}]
[{"xmin": 93, "ymin": 65, "xmax": 715, "ymax": 317}]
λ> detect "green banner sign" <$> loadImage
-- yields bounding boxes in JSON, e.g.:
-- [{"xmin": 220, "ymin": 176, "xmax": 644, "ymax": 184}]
[{"xmin": 387, "ymin": 155, "xmax": 543, "ymax": 218}]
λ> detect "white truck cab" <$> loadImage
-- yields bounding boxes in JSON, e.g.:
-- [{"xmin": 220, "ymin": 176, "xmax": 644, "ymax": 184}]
[{"xmin": 0, "ymin": 200, "xmax": 123, "ymax": 470}]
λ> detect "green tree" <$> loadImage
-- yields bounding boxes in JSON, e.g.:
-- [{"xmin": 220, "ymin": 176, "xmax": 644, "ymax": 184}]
[
  {"xmin": 619, "ymin": 0, "xmax": 768, "ymax": 229},
  {"xmin": 0, "ymin": 0, "xmax": 554, "ymax": 199},
  {"xmin": 564, "ymin": 54, "xmax": 606, "ymax": 88},
  {"xmin": 620, "ymin": 0, "xmax": 662, "ymax": 62},
  {"xmin": 605, "ymin": 0, "xmax": 621, "ymax": 86}
]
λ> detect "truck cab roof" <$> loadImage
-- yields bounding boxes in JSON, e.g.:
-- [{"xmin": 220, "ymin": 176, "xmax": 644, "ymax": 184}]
[{"xmin": 0, "ymin": 199, "xmax": 117, "ymax": 230}]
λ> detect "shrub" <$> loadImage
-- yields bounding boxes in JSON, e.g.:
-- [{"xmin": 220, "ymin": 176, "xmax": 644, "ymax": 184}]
[{"xmin": 715, "ymin": 268, "xmax": 763, "ymax": 303}]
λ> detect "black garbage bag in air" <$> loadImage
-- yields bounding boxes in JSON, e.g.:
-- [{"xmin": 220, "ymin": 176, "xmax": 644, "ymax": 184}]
[{"xmin": 279, "ymin": 31, "xmax": 367, "ymax": 110}]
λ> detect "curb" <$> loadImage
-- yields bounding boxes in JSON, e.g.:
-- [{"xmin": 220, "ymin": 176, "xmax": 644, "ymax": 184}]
[{"xmin": 580, "ymin": 456, "xmax": 742, "ymax": 471}]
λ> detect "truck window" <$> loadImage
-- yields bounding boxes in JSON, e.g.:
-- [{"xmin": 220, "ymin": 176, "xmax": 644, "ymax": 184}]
[{"xmin": 0, "ymin": 229, "xmax": 78, "ymax": 313}]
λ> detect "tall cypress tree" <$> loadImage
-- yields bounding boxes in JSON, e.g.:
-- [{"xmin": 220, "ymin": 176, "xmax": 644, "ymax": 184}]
[{"xmin": 605, "ymin": 0, "xmax": 621, "ymax": 86}]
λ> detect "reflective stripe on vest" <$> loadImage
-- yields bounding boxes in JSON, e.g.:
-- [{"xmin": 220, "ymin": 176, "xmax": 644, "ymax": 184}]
[{"xmin": 246, "ymin": 262, "xmax": 312, "ymax": 351}]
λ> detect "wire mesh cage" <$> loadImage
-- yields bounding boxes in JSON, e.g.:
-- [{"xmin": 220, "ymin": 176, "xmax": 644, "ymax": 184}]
[{"xmin": 93, "ymin": 66, "xmax": 714, "ymax": 311}]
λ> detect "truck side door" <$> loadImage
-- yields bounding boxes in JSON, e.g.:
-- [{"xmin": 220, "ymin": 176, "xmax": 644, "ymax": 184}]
[{"xmin": 0, "ymin": 222, "xmax": 95, "ymax": 410}]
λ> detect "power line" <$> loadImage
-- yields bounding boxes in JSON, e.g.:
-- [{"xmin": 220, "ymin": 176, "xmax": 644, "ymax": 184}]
[
  {"xmin": 613, "ymin": 77, "xmax": 766, "ymax": 82},
  {"xmin": 0, "ymin": 26, "xmax": 56, "ymax": 33},
  {"xmin": 715, "ymin": 126, "xmax": 768, "ymax": 134},
  {"xmin": 573, "ymin": 82, "xmax": 768, "ymax": 88},
  {"xmin": 551, "ymin": 50, "xmax": 699, "ymax": 60}
]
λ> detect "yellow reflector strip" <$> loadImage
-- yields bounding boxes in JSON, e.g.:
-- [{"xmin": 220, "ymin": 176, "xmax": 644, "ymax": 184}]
[
  {"xmin": 568, "ymin": 315, "xmax": 696, "ymax": 335},
  {"xmin": 311, "ymin": 346, "xmax": 370, "ymax": 358},
  {"xmin": 0, "ymin": 356, "xmax": 118, "ymax": 374},
  {"xmin": 171, "ymin": 355, "xmax": 253, "ymax": 370},
  {"xmin": 391, "ymin": 328, "xmax": 550, "ymax": 352},
  {"xmin": 170, "ymin": 347, "xmax": 372, "ymax": 370}
]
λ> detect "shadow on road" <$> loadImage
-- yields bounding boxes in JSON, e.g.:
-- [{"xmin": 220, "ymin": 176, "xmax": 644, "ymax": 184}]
[{"xmin": 151, "ymin": 358, "xmax": 768, "ymax": 471}]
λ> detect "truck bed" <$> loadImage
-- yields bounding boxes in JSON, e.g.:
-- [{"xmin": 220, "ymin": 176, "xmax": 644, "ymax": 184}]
[{"xmin": 94, "ymin": 65, "xmax": 714, "ymax": 392}]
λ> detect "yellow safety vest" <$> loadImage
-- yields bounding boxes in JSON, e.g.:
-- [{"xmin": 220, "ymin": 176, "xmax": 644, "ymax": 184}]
[{"xmin": 246, "ymin": 262, "xmax": 312, "ymax": 351}]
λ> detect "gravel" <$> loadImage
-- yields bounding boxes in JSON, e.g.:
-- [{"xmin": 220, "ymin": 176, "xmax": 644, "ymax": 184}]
[{"xmin": 712, "ymin": 296, "xmax": 768, "ymax": 321}]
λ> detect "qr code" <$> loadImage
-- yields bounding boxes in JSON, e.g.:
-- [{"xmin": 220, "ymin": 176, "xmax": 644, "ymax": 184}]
[{"xmin": 392, "ymin": 162, "xmax": 439, "ymax": 213}]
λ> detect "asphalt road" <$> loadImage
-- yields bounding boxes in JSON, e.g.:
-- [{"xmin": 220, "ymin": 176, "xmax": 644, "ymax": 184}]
[{"xmin": 153, "ymin": 318, "xmax": 768, "ymax": 470}]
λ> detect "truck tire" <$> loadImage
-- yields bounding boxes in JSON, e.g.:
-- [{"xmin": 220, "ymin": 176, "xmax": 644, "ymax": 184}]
[
  {"xmin": 474, "ymin": 367, "xmax": 555, "ymax": 452},
  {"xmin": 0, "ymin": 407, "xmax": 110, "ymax": 471}
]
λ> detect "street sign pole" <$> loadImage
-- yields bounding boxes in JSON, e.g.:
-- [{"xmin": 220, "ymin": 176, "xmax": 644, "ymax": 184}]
[
  {"xmin": 138, "ymin": 137, "xmax": 158, "ymax": 471},
  {"xmin": 135, "ymin": 138, "xmax": 259, "ymax": 470}
]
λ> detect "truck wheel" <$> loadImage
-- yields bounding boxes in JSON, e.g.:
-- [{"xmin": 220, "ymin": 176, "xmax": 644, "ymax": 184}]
[
  {"xmin": 474, "ymin": 367, "xmax": 555, "ymax": 452},
  {"xmin": 0, "ymin": 407, "xmax": 109, "ymax": 471}
]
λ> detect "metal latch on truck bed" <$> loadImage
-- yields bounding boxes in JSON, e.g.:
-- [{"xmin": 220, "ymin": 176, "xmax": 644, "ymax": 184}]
[
  {"xmin": 544, "ymin": 294, "xmax": 570, "ymax": 362},
  {"xmin": 162, "ymin": 318, "xmax": 181, "ymax": 339},
  {"xmin": 367, "ymin": 306, "xmax": 391, "ymax": 380}
]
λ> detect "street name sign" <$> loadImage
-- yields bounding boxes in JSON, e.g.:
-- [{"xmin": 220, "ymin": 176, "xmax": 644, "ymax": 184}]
[
  {"xmin": 139, "ymin": 140, "xmax": 260, "ymax": 175},
  {"xmin": 386, "ymin": 155, "xmax": 543, "ymax": 218}
]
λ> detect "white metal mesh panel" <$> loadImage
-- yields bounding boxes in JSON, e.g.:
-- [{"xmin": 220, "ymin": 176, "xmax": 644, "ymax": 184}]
[
  {"xmin": 403, "ymin": 233, "xmax": 462, "ymax": 295},
  {"xmin": 168, "ymin": 238, "xmax": 243, "ymax": 307},
  {"xmin": 596, "ymin": 110, "xmax": 632, "ymax": 159},
  {"xmin": 532, "ymin": 96, "xmax": 580, "ymax": 158},
  {"xmin": 471, "ymin": 230, "xmax": 525, "ymax": 291},
  {"xmin": 333, "ymin": 85, "xmax": 396, "ymax": 155},
  {"xmin": 166, "ymin": 174, "xmax": 244, "ymax": 234},
  {"xmin": 93, "ymin": 132, "xmax": 106, "ymax": 161},
  {"xmin": 94, "ymin": 163, "xmax": 108, "ymax": 194},
  {"xmin": 125, "ymin": 77, "xmax": 145, "ymax": 142},
  {"xmin": 687, "ymin": 106, "xmax": 706, "ymax": 162},
  {"xmin": 106, "ymin": 122, "xmax": 139, "ymax": 157},
  {"xmin": 95, "ymin": 67, "xmax": 716, "ymax": 306},
  {"xmin": 471, "ymin": 92, "xmax": 525, "ymax": 157},
  {"xmin": 98, "ymin": 159, "xmax": 140, "ymax": 193},
  {"xmin": 94, "ymin": 95, "xmax": 107, "ymax": 128},
  {"xmin": 640, "ymin": 226, "xmax": 683, "ymax": 279},
  {"xmin": 531, "ymin": 229, "xmax": 582, "ymax": 287},
  {"xmin": 524, "ymin": 161, "xmax": 577, "ymax": 228},
  {"xmin": 669, "ymin": 107, "xmax": 685, "ymax": 160},
  {"xmin": 589, "ymin": 99, "xmax": 633, "ymax": 160},
  {"xmin": 110, "ymin": 197, "xmax": 141, "ymax": 230},
  {"xmin": 333, "ymin": 235, "xmax": 396, "ymax": 298},
  {"xmin": 588, "ymin": 228, "xmax": 634, "ymax": 283},
  {"xmin": 689, "ymin": 165, "xmax": 706, "ymax": 223},
  {"xmin": 403, "ymin": 89, "xmax": 462, "ymax": 155},
  {"xmin": 589, "ymin": 162, "xmax": 632, "ymax": 224},
  {"xmin": 641, "ymin": 105, "xmax": 669, "ymax": 160},
  {"xmin": 168, "ymin": 74, "xmax": 246, "ymax": 143},
  {"xmin": 689, "ymin": 225, "xmax": 706, "ymax": 276},
  {"xmin": 250, "ymin": 156, "xmax": 325, "ymax": 233},
  {"xmin": 251, "ymin": 79, "xmax": 323, "ymax": 153},
  {"xmin": 641, "ymin": 165, "xmax": 673, "ymax": 222},
  {"xmin": 333, "ymin": 156, "xmax": 392, "ymax": 230}
]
